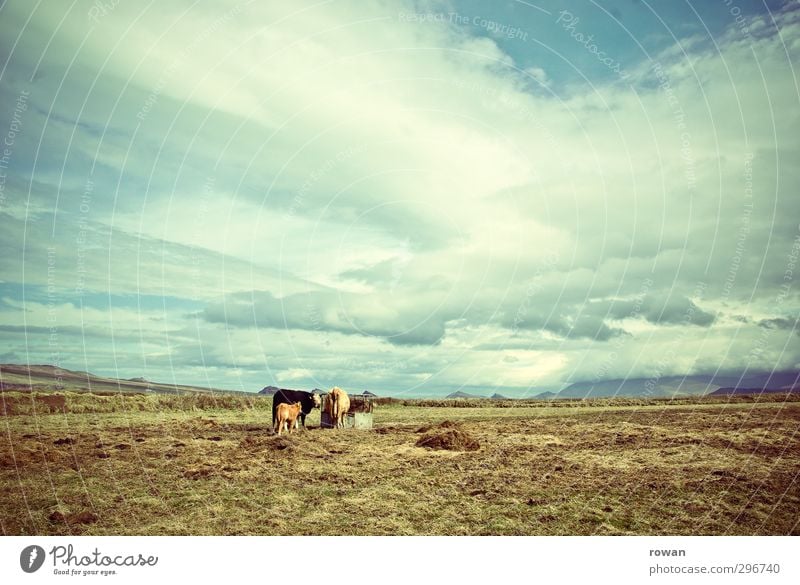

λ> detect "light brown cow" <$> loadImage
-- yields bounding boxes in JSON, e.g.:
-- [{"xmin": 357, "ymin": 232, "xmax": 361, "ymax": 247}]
[
  {"xmin": 329, "ymin": 386, "xmax": 350, "ymax": 429},
  {"xmin": 275, "ymin": 401, "xmax": 302, "ymax": 436}
]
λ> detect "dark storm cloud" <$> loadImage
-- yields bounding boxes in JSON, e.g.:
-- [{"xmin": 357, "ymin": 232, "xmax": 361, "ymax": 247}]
[
  {"xmin": 602, "ymin": 293, "xmax": 716, "ymax": 327},
  {"xmin": 758, "ymin": 317, "xmax": 799, "ymax": 333}
]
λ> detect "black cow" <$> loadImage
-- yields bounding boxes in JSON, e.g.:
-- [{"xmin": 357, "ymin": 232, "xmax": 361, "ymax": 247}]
[{"xmin": 272, "ymin": 389, "xmax": 320, "ymax": 429}]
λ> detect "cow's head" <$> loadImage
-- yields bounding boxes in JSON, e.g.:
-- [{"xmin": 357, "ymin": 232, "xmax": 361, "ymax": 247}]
[{"xmin": 312, "ymin": 393, "xmax": 321, "ymax": 408}]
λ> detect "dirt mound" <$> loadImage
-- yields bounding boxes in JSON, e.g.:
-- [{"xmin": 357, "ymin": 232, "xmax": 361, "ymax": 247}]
[
  {"xmin": 416, "ymin": 428, "xmax": 480, "ymax": 451},
  {"xmin": 49, "ymin": 510, "xmax": 98, "ymax": 526},
  {"xmin": 39, "ymin": 395, "xmax": 66, "ymax": 412},
  {"xmin": 270, "ymin": 437, "xmax": 295, "ymax": 451},
  {"xmin": 1, "ymin": 394, "xmax": 67, "ymax": 416},
  {"xmin": 239, "ymin": 434, "xmax": 297, "ymax": 450},
  {"xmin": 416, "ymin": 420, "xmax": 461, "ymax": 433},
  {"xmin": 374, "ymin": 425, "xmax": 415, "ymax": 435},
  {"xmin": 184, "ymin": 465, "xmax": 214, "ymax": 480}
]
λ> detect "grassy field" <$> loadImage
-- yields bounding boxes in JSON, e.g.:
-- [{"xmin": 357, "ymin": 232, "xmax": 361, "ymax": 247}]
[{"xmin": 1, "ymin": 393, "xmax": 799, "ymax": 535}]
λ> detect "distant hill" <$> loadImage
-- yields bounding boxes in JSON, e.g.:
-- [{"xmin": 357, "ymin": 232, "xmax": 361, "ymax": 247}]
[
  {"xmin": 446, "ymin": 391, "xmax": 484, "ymax": 399},
  {"xmin": 709, "ymin": 386, "xmax": 800, "ymax": 396},
  {"xmin": 259, "ymin": 386, "xmax": 374, "ymax": 397},
  {"xmin": 489, "ymin": 393, "xmax": 507, "ymax": 400},
  {"xmin": 559, "ymin": 372, "xmax": 800, "ymax": 399},
  {"xmin": 0, "ymin": 363, "xmax": 251, "ymax": 396},
  {"xmin": 533, "ymin": 391, "xmax": 557, "ymax": 400}
]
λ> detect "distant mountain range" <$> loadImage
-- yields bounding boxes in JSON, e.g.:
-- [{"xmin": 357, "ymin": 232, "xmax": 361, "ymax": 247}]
[
  {"xmin": 444, "ymin": 372, "xmax": 799, "ymax": 400},
  {"xmin": 709, "ymin": 386, "xmax": 800, "ymax": 396},
  {"xmin": 447, "ymin": 391, "xmax": 530, "ymax": 399},
  {"xmin": 0, "ymin": 364, "xmax": 247, "ymax": 395},
  {"xmin": 445, "ymin": 391, "xmax": 484, "ymax": 399},
  {"xmin": 1, "ymin": 364, "xmax": 796, "ymax": 400},
  {"xmin": 259, "ymin": 386, "xmax": 379, "ymax": 397},
  {"xmin": 556, "ymin": 372, "xmax": 799, "ymax": 399}
]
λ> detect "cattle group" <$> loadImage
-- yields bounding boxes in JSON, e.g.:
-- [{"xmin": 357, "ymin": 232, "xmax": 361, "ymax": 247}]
[{"xmin": 272, "ymin": 386, "xmax": 349, "ymax": 435}]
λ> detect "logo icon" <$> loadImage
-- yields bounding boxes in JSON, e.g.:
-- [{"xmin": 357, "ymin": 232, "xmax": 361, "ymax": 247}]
[{"xmin": 20, "ymin": 545, "xmax": 45, "ymax": 573}]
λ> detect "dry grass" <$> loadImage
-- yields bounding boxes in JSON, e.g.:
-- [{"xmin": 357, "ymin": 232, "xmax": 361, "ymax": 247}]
[
  {"xmin": 0, "ymin": 390, "xmax": 271, "ymax": 415},
  {"xmin": 1, "ymin": 396, "xmax": 798, "ymax": 535}
]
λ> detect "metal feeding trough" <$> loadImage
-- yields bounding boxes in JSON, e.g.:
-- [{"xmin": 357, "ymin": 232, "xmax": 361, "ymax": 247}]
[{"xmin": 320, "ymin": 393, "xmax": 374, "ymax": 429}]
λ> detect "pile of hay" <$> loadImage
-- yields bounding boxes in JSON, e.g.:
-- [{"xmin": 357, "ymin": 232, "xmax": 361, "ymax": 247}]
[
  {"xmin": 415, "ymin": 420, "xmax": 461, "ymax": 433},
  {"xmin": 415, "ymin": 428, "xmax": 480, "ymax": 452}
]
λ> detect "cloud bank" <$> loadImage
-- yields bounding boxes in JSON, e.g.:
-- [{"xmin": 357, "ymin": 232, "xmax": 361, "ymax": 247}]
[{"xmin": 0, "ymin": 0, "xmax": 797, "ymax": 395}]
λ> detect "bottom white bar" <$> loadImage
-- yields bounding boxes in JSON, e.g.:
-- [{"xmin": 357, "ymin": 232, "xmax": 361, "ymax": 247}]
[{"xmin": 1, "ymin": 536, "xmax": 796, "ymax": 584}]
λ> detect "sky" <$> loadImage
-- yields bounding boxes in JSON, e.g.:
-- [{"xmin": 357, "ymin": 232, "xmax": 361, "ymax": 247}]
[{"xmin": 0, "ymin": 0, "xmax": 798, "ymax": 397}]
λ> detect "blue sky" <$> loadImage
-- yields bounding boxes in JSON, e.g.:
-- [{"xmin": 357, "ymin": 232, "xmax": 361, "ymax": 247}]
[{"xmin": 0, "ymin": 0, "xmax": 798, "ymax": 396}]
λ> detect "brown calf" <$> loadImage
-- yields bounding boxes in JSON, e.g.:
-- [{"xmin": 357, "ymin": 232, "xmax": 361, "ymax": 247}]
[{"xmin": 275, "ymin": 401, "xmax": 303, "ymax": 436}]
